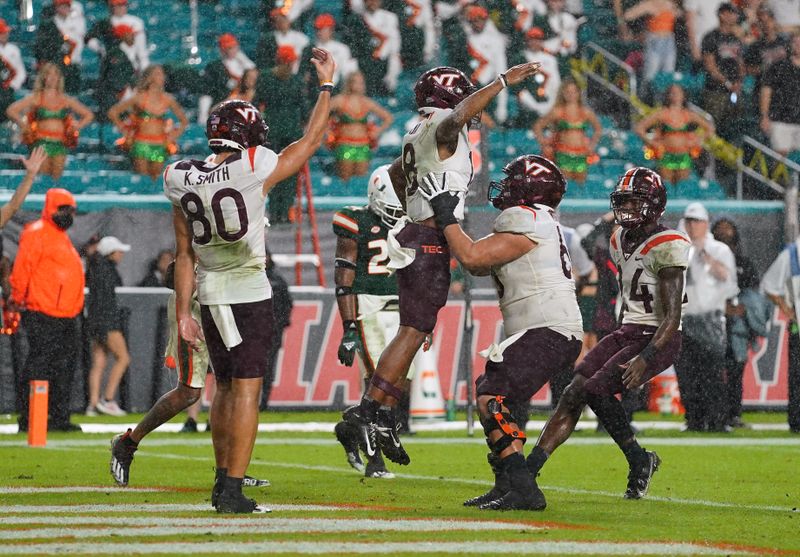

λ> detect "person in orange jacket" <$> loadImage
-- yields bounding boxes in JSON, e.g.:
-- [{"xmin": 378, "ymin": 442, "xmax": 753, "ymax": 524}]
[{"xmin": 10, "ymin": 188, "xmax": 84, "ymax": 432}]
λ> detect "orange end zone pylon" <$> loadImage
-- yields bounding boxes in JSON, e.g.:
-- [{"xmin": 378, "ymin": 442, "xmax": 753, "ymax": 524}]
[{"xmin": 27, "ymin": 380, "xmax": 49, "ymax": 447}]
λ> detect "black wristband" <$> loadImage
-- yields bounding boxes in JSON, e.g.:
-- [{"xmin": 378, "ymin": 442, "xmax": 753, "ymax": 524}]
[
  {"xmin": 334, "ymin": 258, "xmax": 357, "ymax": 270},
  {"xmin": 319, "ymin": 84, "xmax": 334, "ymax": 93},
  {"xmin": 639, "ymin": 344, "xmax": 657, "ymax": 363},
  {"xmin": 335, "ymin": 286, "xmax": 353, "ymax": 297},
  {"xmin": 343, "ymin": 319, "xmax": 357, "ymax": 331}
]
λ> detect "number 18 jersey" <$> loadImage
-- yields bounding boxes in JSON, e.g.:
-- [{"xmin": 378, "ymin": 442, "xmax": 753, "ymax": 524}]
[
  {"xmin": 164, "ymin": 146, "xmax": 278, "ymax": 305},
  {"xmin": 610, "ymin": 227, "xmax": 690, "ymax": 328}
]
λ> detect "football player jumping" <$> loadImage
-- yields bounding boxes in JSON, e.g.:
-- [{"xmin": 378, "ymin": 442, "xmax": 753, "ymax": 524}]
[
  {"xmin": 332, "ymin": 164, "xmax": 405, "ymax": 479},
  {"xmin": 162, "ymin": 48, "xmax": 336, "ymax": 513},
  {"xmin": 346, "ymin": 61, "xmax": 541, "ymax": 466},
  {"xmin": 418, "ymin": 155, "xmax": 583, "ymax": 511},
  {"xmin": 526, "ymin": 167, "xmax": 689, "ymax": 505}
]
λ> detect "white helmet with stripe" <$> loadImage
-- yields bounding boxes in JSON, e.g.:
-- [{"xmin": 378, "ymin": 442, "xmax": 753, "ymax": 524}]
[{"xmin": 367, "ymin": 164, "xmax": 404, "ymax": 228}]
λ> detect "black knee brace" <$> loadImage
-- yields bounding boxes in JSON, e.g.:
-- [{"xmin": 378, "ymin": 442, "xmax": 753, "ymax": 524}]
[{"xmin": 480, "ymin": 395, "xmax": 527, "ymax": 455}]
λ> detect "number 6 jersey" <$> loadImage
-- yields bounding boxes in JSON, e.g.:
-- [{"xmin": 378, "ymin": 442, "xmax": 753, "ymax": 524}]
[
  {"xmin": 163, "ymin": 146, "xmax": 278, "ymax": 305},
  {"xmin": 609, "ymin": 227, "xmax": 690, "ymax": 328}
]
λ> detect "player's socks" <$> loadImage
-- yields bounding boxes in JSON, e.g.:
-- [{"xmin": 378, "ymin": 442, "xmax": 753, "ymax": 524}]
[
  {"xmin": 211, "ymin": 467, "xmax": 227, "ymax": 509},
  {"xmin": 589, "ymin": 394, "xmax": 646, "ymax": 467},
  {"xmin": 480, "ymin": 453, "xmax": 546, "ymax": 511},
  {"xmin": 464, "ymin": 453, "xmax": 509, "ymax": 507},
  {"xmin": 526, "ymin": 446, "xmax": 549, "ymax": 476},
  {"xmin": 359, "ymin": 397, "xmax": 381, "ymax": 422}
]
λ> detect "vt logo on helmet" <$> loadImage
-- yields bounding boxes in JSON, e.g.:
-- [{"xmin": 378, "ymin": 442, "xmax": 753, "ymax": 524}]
[
  {"xmin": 488, "ymin": 154, "xmax": 566, "ymax": 210},
  {"xmin": 206, "ymin": 100, "xmax": 270, "ymax": 153},
  {"xmin": 611, "ymin": 167, "xmax": 667, "ymax": 229},
  {"xmin": 414, "ymin": 66, "xmax": 476, "ymax": 110}
]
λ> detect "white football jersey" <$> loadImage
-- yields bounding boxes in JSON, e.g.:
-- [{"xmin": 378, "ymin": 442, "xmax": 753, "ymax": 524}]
[
  {"xmin": 491, "ymin": 205, "xmax": 583, "ymax": 338},
  {"xmin": 164, "ymin": 146, "xmax": 277, "ymax": 305},
  {"xmin": 402, "ymin": 107, "xmax": 473, "ymax": 222},
  {"xmin": 610, "ymin": 227, "xmax": 690, "ymax": 328}
]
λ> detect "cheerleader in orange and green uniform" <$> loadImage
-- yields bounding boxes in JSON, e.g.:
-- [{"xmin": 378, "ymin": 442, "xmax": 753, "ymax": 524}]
[
  {"xmin": 108, "ymin": 65, "xmax": 188, "ymax": 179},
  {"xmin": 634, "ymin": 83, "xmax": 715, "ymax": 185},
  {"xmin": 533, "ymin": 79, "xmax": 602, "ymax": 184},
  {"xmin": 329, "ymin": 71, "xmax": 393, "ymax": 180},
  {"xmin": 6, "ymin": 63, "xmax": 93, "ymax": 180}
]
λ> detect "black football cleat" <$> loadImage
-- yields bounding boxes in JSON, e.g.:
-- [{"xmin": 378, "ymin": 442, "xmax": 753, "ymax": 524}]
[
  {"xmin": 342, "ymin": 406, "xmax": 380, "ymax": 461},
  {"xmin": 464, "ymin": 487, "xmax": 508, "ymax": 507},
  {"xmin": 375, "ymin": 408, "xmax": 411, "ymax": 465},
  {"xmin": 109, "ymin": 429, "xmax": 137, "ymax": 487},
  {"xmin": 243, "ymin": 475, "xmax": 271, "ymax": 488},
  {"xmin": 478, "ymin": 487, "xmax": 547, "ymax": 511},
  {"xmin": 364, "ymin": 454, "xmax": 395, "ymax": 479},
  {"xmin": 216, "ymin": 490, "xmax": 270, "ymax": 514},
  {"xmin": 624, "ymin": 450, "xmax": 661, "ymax": 500},
  {"xmin": 334, "ymin": 420, "xmax": 365, "ymax": 472}
]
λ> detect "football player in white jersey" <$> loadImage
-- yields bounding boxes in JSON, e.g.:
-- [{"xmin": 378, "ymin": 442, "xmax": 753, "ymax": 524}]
[
  {"xmin": 418, "ymin": 154, "xmax": 583, "ymax": 511},
  {"xmin": 526, "ymin": 167, "xmax": 690, "ymax": 505},
  {"xmin": 346, "ymin": 62, "xmax": 542, "ymax": 467},
  {"xmin": 163, "ymin": 48, "xmax": 336, "ymax": 514}
]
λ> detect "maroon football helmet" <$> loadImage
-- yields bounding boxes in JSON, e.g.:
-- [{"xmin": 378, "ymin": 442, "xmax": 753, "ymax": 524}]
[
  {"xmin": 206, "ymin": 100, "xmax": 269, "ymax": 153},
  {"xmin": 610, "ymin": 167, "xmax": 667, "ymax": 229},
  {"xmin": 488, "ymin": 155, "xmax": 567, "ymax": 211},
  {"xmin": 414, "ymin": 66, "xmax": 476, "ymax": 110}
]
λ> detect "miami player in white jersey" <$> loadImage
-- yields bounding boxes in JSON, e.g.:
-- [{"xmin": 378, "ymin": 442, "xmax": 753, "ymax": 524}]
[
  {"xmin": 164, "ymin": 48, "xmax": 337, "ymax": 514},
  {"xmin": 526, "ymin": 167, "xmax": 690, "ymax": 506},
  {"xmin": 417, "ymin": 154, "xmax": 583, "ymax": 511},
  {"xmin": 346, "ymin": 62, "xmax": 542, "ymax": 467}
]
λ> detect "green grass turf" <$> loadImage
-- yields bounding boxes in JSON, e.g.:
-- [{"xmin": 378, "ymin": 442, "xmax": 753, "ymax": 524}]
[{"xmin": 0, "ymin": 415, "xmax": 798, "ymax": 556}]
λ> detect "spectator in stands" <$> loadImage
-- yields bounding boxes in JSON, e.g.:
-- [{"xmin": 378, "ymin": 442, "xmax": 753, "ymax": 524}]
[
  {"xmin": 95, "ymin": 25, "xmax": 138, "ymax": 123},
  {"xmin": 537, "ymin": 0, "xmax": 580, "ymax": 57},
  {"xmin": 330, "ymin": 71, "xmax": 394, "ymax": 181},
  {"xmin": 513, "ymin": 27, "xmax": 561, "ymax": 128},
  {"xmin": 256, "ymin": 46, "xmax": 308, "ymax": 224},
  {"xmin": 760, "ymin": 33, "xmax": 800, "ymax": 156},
  {"xmin": 227, "ymin": 68, "xmax": 259, "ymax": 104},
  {"xmin": 675, "ymin": 202, "xmax": 739, "ymax": 433},
  {"xmin": 623, "ymin": 0, "xmax": 681, "ymax": 83},
  {"xmin": 462, "ymin": 5, "xmax": 510, "ymax": 123},
  {"xmin": 533, "ymin": 79, "xmax": 602, "ymax": 184},
  {"xmin": 745, "ymin": 6, "xmax": 789, "ymax": 94},
  {"xmin": 86, "ymin": 0, "xmax": 149, "ymax": 71},
  {"xmin": 348, "ymin": 0, "xmax": 403, "ymax": 95},
  {"xmin": 6, "ymin": 64, "xmax": 94, "ymax": 181},
  {"xmin": 34, "ymin": 0, "xmax": 86, "ymax": 93},
  {"xmin": 10, "ymin": 188, "xmax": 84, "ymax": 433},
  {"xmin": 760, "ymin": 231, "xmax": 800, "ymax": 434},
  {"xmin": 634, "ymin": 83, "xmax": 715, "ymax": 185},
  {"xmin": 138, "ymin": 249, "xmax": 174, "ymax": 287},
  {"xmin": 302, "ymin": 14, "xmax": 358, "ymax": 89},
  {"xmin": 685, "ymin": 0, "xmax": 726, "ymax": 66},
  {"xmin": 108, "ymin": 65, "xmax": 188, "ymax": 179},
  {"xmin": 712, "ymin": 217, "xmax": 768, "ymax": 429},
  {"xmin": 197, "ymin": 33, "xmax": 256, "ymax": 123},
  {"xmin": 256, "ymin": 9, "xmax": 310, "ymax": 75},
  {"xmin": 260, "ymin": 248, "xmax": 293, "ymax": 410},
  {"xmin": 701, "ymin": 3, "xmax": 746, "ymax": 140},
  {"xmin": 0, "ymin": 19, "xmax": 27, "ymax": 125},
  {"xmin": 768, "ymin": 0, "xmax": 800, "ymax": 33},
  {"xmin": 390, "ymin": 0, "xmax": 435, "ymax": 69},
  {"xmin": 267, "ymin": 0, "xmax": 314, "ymax": 27},
  {"xmin": 86, "ymin": 236, "xmax": 131, "ymax": 417}
]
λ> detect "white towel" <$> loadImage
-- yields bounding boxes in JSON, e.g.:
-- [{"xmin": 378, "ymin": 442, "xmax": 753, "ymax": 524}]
[
  {"xmin": 478, "ymin": 331, "xmax": 526, "ymax": 363},
  {"xmin": 208, "ymin": 304, "xmax": 243, "ymax": 350},
  {"xmin": 386, "ymin": 217, "xmax": 416, "ymax": 271}
]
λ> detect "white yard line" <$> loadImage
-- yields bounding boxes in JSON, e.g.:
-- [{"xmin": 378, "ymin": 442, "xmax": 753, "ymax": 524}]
[
  {"xmin": 0, "ymin": 486, "xmax": 168, "ymax": 494},
  {"xmin": 0, "ymin": 518, "xmax": 544, "ymax": 539},
  {"xmin": 0, "ymin": 541, "xmax": 754, "ymax": 555},
  {"xmin": 0, "ymin": 503, "xmax": 340, "ymax": 514}
]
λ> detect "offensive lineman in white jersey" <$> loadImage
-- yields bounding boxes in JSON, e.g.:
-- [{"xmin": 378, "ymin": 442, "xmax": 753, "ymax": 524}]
[
  {"xmin": 526, "ymin": 167, "xmax": 690, "ymax": 506},
  {"xmin": 346, "ymin": 62, "xmax": 542, "ymax": 467},
  {"xmin": 418, "ymin": 154, "xmax": 583, "ymax": 511},
  {"xmin": 163, "ymin": 48, "xmax": 336, "ymax": 514}
]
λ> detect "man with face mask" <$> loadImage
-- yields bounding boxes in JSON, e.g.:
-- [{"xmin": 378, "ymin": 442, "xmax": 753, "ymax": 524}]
[{"xmin": 9, "ymin": 188, "xmax": 84, "ymax": 432}]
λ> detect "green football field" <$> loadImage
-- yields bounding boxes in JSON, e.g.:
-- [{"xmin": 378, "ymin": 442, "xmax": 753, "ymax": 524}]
[{"xmin": 1, "ymin": 411, "xmax": 799, "ymax": 556}]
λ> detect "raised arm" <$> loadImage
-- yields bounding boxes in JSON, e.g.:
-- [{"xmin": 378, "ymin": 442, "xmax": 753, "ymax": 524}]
[
  {"xmin": 0, "ymin": 147, "xmax": 46, "ymax": 228},
  {"xmin": 172, "ymin": 205, "xmax": 202, "ymax": 350},
  {"xmin": 622, "ymin": 266, "xmax": 684, "ymax": 389},
  {"xmin": 263, "ymin": 48, "xmax": 336, "ymax": 194},
  {"xmin": 435, "ymin": 61, "xmax": 541, "ymax": 157}
]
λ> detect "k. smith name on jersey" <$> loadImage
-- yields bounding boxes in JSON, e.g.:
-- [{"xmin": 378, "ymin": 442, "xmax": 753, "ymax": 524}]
[
  {"xmin": 402, "ymin": 107, "xmax": 474, "ymax": 223},
  {"xmin": 491, "ymin": 204, "xmax": 583, "ymax": 339},
  {"xmin": 610, "ymin": 227, "xmax": 690, "ymax": 328},
  {"xmin": 164, "ymin": 145, "xmax": 278, "ymax": 305}
]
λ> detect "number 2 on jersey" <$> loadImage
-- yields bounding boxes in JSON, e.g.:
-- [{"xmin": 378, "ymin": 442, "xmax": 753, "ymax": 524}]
[
  {"xmin": 367, "ymin": 239, "xmax": 391, "ymax": 275},
  {"xmin": 181, "ymin": 188, "xmax": 249, "ymax": 245}
]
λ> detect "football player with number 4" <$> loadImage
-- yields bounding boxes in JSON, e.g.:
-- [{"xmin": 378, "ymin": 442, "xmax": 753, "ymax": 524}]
[
  {"xmin": 525, "ymin": 167, "xmax": 690, "ymax": 505},
  {"xmin": 163, "ymin": 48, "xmax": 337, "ymax": 514},
  {"xmin": 345, "ymin": 61, "xmax": 542, "ymax": 467},
  {"xmin": 418, "ymin": 155, "xmax": 583, "ymax": 511}
]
